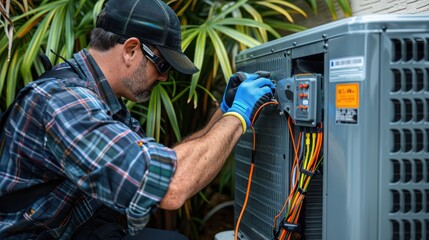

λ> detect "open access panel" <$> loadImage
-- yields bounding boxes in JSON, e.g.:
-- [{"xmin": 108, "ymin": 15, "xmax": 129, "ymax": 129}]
[{"xmin": 234, "ymin": 15, "xmax": 429, "ymax": 240}]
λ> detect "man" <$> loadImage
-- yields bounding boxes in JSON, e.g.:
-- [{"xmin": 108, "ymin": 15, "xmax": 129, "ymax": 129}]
[{"xmin": 0, "ymin": 0, "xmax": 274, "ymax": 239}]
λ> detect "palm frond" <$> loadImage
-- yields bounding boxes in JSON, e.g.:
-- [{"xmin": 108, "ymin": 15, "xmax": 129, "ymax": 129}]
[
  {"xmin": 207, "ymin": 27, "xmax": 232, "ymax": 82},
  {"xmin": 147, "ymin": 85, "xmax": 162, "ymax": 140},
  {"xmin": 255, "ymin": 1, "xmax": 294, "ymax": 22},
  {"xmin": 159, "ymin": 85, "xmax": 182, "ymax": 141},
  {"xmin": 188, "ymin": 25, "xmax": 207, "ymax": 101},
  {"xmin": 242, "ymin": 3, "xmax": 267, "ymax": 42},
  {"xmin": 213, "ymin": 25, "xmax": 260, "ymax": 48},
  {"xmin": 216, "ymin": 18, "xmax": 281, "ymax": 38}
]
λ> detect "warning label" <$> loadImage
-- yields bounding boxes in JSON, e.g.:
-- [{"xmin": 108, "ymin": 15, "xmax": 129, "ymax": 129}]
[
  {"xmin": 336, "ymin": 83, "xmax": 359, "ymax": 108},
  {"xmin": 336, "ymin": 109, "xmax": 358, "ymax": 124}
]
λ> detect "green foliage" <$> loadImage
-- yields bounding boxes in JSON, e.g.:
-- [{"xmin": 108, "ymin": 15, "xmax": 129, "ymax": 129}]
[
  {"xmin": 0, "ymin": 0, "xmax": 104, "ymax": 108},
  {"xmin": 0, "ymin": 0, "xmax": 351, "ymax": 142},
  {"xmin": 304, "ymin": 0, "xmax": 352, "ymax": 19},
  {"xmin": 0, "ymin": 0, "xmax": 351, "ymax": 238}
]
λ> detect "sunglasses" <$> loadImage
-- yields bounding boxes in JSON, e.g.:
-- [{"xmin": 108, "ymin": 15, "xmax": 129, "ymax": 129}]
[{"xmin": 140, "ymin": 43, "xmax": 171, "ymax": 74}]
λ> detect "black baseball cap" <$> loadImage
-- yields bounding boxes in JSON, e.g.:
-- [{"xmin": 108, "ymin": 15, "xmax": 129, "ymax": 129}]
[{"xmin": 96, "ymin": 0, "xmax": 199, "ymax": 75}]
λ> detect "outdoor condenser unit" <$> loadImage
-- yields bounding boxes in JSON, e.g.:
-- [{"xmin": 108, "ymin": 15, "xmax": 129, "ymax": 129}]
[{"xmin": 233, "ymin": 15, "xmax": 429, "ymax": 240}]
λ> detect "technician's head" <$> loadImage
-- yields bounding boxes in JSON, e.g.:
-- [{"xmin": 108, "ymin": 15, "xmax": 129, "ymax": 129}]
[{"xmin": 90, "ymin": 0, "xmax": 198, "ymax": 102}]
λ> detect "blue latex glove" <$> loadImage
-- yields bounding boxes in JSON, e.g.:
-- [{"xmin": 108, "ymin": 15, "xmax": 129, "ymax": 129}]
[
  {"xmin": 220, "ymin": 72, "xmax": 258, "ymax": 113},
  {"xmin": 225, "ymin": 77, "xmax": 274, "ymax": 133}
]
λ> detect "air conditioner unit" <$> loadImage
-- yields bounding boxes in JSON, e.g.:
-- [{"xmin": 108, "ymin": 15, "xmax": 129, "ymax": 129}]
[{"xmin": 234, "ymin": 15, "xmax": 429, "ymax": 240}]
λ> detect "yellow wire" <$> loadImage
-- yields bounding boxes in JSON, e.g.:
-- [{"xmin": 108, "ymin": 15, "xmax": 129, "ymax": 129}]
[
  {"xmin": 282, "ymin": 129, "xmax": 324, "ymax": 239},
  {"xmin": 300, "ymin": 133, "xmax": 311, "ymax": 186},
  {"xmin": 309, "ymin": 133, "xmax": 316, "ymax": 167},
  {"xmin": 303, "ymin": 133, "xmax": 323, "ymax": 190},
  {"xmin": 302, "ymin": 132, "xmax": 317, "ymax": 190}
]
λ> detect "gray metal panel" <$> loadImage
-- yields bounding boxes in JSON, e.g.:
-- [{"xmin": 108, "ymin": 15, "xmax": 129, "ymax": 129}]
[
  {"xmin": 324, "ymin": 31, "xmax": 381, "ymax": 240},
  {"xmin": 236, "ymin": 15, "xmax": 429, "ymax": 65}
]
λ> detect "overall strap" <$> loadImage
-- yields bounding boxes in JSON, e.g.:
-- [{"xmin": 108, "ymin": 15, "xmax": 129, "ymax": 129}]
[
  {"xmin": 0, "ymin": 58, "xmax": 83, "ymax": 213},
  {"xmin": 0, "ymin": 67, "xmax": 81, "ymax": 131}
]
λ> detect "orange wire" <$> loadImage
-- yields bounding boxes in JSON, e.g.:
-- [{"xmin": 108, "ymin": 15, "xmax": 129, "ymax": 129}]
[
  {"xmin": 290, "ymin": 132, "xmax": 302, "ymax": 186},
  {"xmin": 288, "ymin": 117, "xmax": 302, "ymax": 188},
  {"xmin": 252, "ymin": 126, "xmax": 256, "ymax": 150},
  {"xmin": 273, "ymin": 117, "xmax": 301, "ymax": 228},
  {"xmin": 279, "ymin": 229, "xmax": 287, "ymax": 240},
  {"xmin": 251, "ymin": 101, "xmax": 278, "ymax": 126},
  {"xmin": 304, "ymin": 131, "xmax": 323, "ymax": 188},
  {"xmin": 312, "ymin": 132, "xmax": 322, "ymax": 164},
  {"xmin": 273, "ymin": 176, "xmax": 298, "ymax": 230},
  {"xmin": 288, "ymin": 193, "xmax": 303, "ymax": 220},
  {"xmin": 234, "ymin": 163, "xmax": 255, "ymax": 240},
  {"xmin": 281, "ymin": 125, "xmax": 324, "ymax": 239},
  {"xmin": 287, "ymin": 194, "xmax": 304, "ymax": 222},
  {"xmin": 235, "ymin": 102, "xmax": 277, "ymax": 240},
  {"xmin": 237, "ymin": 101, "xmax": 322, "ymax": 240}
]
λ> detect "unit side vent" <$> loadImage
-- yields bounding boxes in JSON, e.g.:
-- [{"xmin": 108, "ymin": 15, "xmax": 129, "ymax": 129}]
[
  {"xmin": 391, "ymin": 38, "xmax": 428, "ymax": 62},
  {"xmin": 390, "ymin": 68, "xmax": 428, "ymax": 93},
  {"xmin": 389, "ymin": 129, "xmax": 427, "ymax": 153},
  {"xmin": 390, "ymin": 159, "xmax": 428, "ymax": 184},
  {"xmin": 384, "ymin": 35, "xmax": 429, "ymax": 240},
  {"xmin": 390, "ymin": 219, "xmax": 427, "ymax": 240}
]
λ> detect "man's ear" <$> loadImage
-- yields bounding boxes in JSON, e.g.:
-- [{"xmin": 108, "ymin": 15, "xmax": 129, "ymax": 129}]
[{"xmin": 122, "ymin": 37, "xmax": 141, "ymax": 66}]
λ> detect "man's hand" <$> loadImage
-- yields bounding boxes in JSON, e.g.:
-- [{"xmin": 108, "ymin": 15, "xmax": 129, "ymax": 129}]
[
  {"xmin": 224, "ymin": 76, "xmax": 274, "ymax": 132},
  {"xmin": 220, "ymin": 72, "xmax": 259, "ymax": 113}
]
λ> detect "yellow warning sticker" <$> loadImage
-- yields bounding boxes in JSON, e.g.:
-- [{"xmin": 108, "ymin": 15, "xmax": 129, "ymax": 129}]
[{"xmin": 336, "ymin": 83, "xmax": 359, "ymax": 108}]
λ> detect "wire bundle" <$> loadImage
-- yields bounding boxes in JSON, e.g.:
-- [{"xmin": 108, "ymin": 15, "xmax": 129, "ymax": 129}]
[
  {"xmin": 233, "ymin": 101, "xmax": 323, "ymax": 240},
  {"xmin": 273, "ymin": 118, "xmax": 323, "ymax": 240}
]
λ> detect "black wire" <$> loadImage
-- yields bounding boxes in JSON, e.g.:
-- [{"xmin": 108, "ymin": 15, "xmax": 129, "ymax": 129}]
[{"xmin": 50, "ymin": 49, "xmax": 82, "ymax": 77}]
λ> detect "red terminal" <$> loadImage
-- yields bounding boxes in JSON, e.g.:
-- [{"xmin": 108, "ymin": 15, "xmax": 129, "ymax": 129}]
[
  {"xmin": 303, "ymin": 93, "xmax": 308, "ymax": 98},
  {"xmin": 299, "ymin": 93, "xmax": 304, "ymax": 98},
  {"xmin": 299, "ymin": 105, "xmax": 303, "ymax": 110},
  {"xmin": 303, "ymin": 83, "xmax": 309, "ymax": 89},
  {"xmin": 303, "ymin": 105, "xmax": 308, "ymax": 110},
  {"xmin": 299, "ymin": 83, "xmax": 304, "ymax": 89}
]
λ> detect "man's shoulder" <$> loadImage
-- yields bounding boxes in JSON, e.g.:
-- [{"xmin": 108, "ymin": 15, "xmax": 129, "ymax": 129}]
[{"xmin": 30, "ymin": 74, "xmax": 90, "ymax": 100}]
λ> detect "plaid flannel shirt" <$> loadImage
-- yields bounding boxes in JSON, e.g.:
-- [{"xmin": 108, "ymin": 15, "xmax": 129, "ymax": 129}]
[{"xmin": 0, "ymin": 49, "xmax": 176, "ymax": 239}]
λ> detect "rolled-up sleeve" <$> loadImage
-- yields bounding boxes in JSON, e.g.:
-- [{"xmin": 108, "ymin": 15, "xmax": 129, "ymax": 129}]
[
  {"xmin": 44, "ymin": 86, "xmax": 176, "ymax": 234},
  {"xmin": 126, "ymin": 139, "xmax": 176, "ymax": 234}
]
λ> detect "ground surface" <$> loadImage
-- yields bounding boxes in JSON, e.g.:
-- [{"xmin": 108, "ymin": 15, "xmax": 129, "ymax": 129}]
[{"xmin": 198, "ymin": 192, "xmax": 234, "ymax": 240}]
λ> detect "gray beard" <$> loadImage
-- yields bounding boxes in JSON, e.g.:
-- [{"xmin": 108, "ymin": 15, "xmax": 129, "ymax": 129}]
[
  {"xmin": 123, "ymin": 78, "xmax": 152, "ymax": 103},
  {"xmin": 122, "ymin": 58, "xmax": 152, "ymax": 103},
  {"xmin": 134, "ymin": 90, "xmax": 151, "ymax": 103}
]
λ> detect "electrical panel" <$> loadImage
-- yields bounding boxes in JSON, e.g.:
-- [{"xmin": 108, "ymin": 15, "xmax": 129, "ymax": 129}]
[
  {"xmin": 277, "ymin": 73, "xmax": 323, "ymax": 127},
  {"xmin": 233, "ymin": 15, "xmax": 429, "ymax": 240}
]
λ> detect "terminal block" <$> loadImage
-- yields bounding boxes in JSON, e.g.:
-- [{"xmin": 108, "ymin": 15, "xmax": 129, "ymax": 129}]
[{"xmin": 276, "ymin": 73, "xmax": 323, "ymax": 127}]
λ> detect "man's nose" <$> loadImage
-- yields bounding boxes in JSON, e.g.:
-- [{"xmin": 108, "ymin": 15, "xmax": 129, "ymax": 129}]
[{"xmin": 158, "ymin": 72, "xmax": 169, "ymax": 82}]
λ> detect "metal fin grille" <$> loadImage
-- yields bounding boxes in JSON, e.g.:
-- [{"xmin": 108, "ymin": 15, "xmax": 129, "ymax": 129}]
[
  {"xmin": 386, "ymin": 36, "xmax": 429, "ymax": 240},
  {"xmin": 236, "ymin": 54, "xmax": 287, "ymax": 75},
  {"xmin": 234, "ymin": 107, "xmax": 290, "ymax": 240}
]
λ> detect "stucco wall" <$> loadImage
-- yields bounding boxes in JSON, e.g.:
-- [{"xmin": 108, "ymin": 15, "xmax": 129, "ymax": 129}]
[
  {"xmin": 352, "ymin": 0, "xmax": 429, "ymax": 15},
  {"xmin": 291, "ymin": 0, "xmax": 429, "ymax": 30}
]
